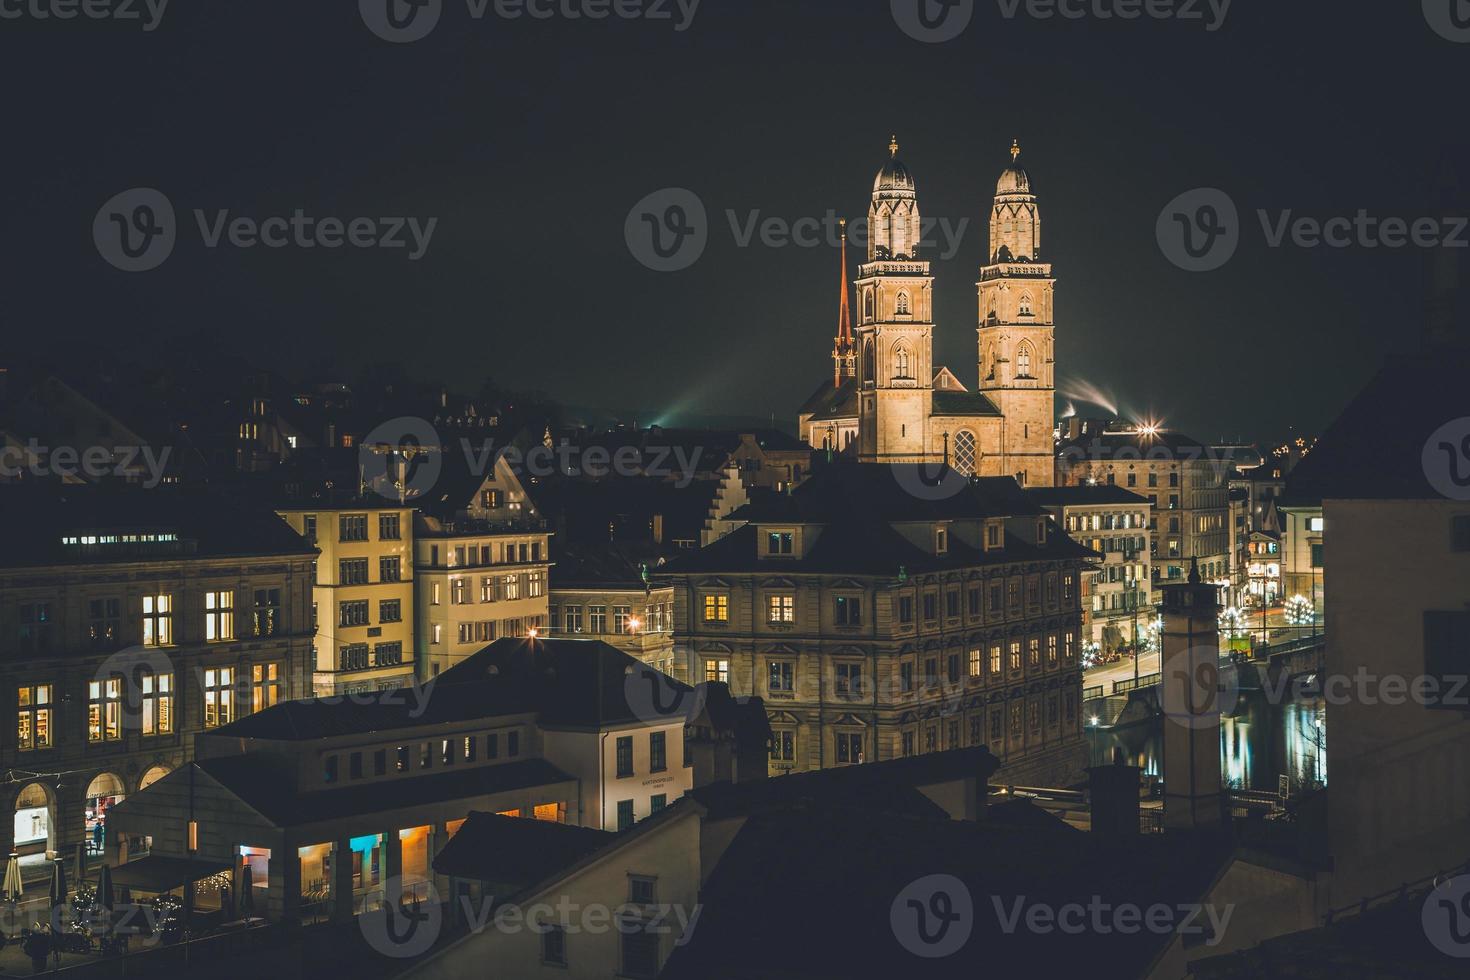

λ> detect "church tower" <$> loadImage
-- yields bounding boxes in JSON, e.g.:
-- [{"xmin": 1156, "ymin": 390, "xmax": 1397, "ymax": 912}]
[
  {"xmin": 831, "ymin": 219, "xmax": 856, "ymax": 388},
  {"xmin": 857, "ymin": 137, "xmax": 936, "ymax": 463},
  {"xmin": 977, "ymin": 141, "xmax": 1056, "ymax": 487}
]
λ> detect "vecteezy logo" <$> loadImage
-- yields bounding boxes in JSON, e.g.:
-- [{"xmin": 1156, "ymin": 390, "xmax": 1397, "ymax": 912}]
[
  {"xmin": 625, "ymin": 188, "xmax": 708, "ymax": 272},
  {"xmin": 889, "ymin": 462, "xmax": 973, "ymax": 501},
  {"xmin": 1423, "ymin": 875, "xmax": 1470, "ymax": 957},
  {"xmin": 95, "ymin": 646, "xmax": 178, "ymax": 733},
  {"xmin": 94, "ymin": 188, "xmax": 176, "ymax": 272},
  {"xmin": 1156, "ymin": 188, "xmax": 1239, "ymax": 272},
  {"xmin": 360, "ymin": 417, "xmax": 444, "ymax": 503},
  {"xmin": 1160, "ymin": 644, "xmax": 1240, "ymax": 731},
  {"xmin": 891, "ymin": 0, "xmax": 974, "ymax": 43},
  {"xmin": 624, "ymin": 662, "xmax": 706, "ymax": 726},
  {"xmin": 1423, "ymin": 418, "xmax": 1470, "ymax": 501},
  {"xmin": 891, "ymin": 874, "xmax": 972, "ymax": 958},
  {"xmin": 360, "ymin": 879, "xmax": 443, "ymax": 958},
  {"xmin": 360, "ymin": 0, "xmax": 443, "ymax": 43},
  {"xmin": 1424, "ymin": 0, "xmax": 1470, "ymax": 42}
]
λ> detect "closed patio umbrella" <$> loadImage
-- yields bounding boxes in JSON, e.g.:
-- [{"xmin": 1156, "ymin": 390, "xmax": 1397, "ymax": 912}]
[
  {"xmin": 49, "ymin": 858, "xmax": 67, "ymax": 909},
  {"xmin": 239, "ymin": 863, "xmax": 254, "ymax": 916},
  {"xmin": 73, "ymin": 842, "xmax": 88, "ymax": 891},
  {"xmin": 3, "ymin": 853, "xmax": 22, "ymax": 902},
  {"xmin": 96, "ymin": 864, "xmax": 114, "ymax": 913},
  {"xmin": 220, "ymin": 882, "xmax": 234, "ymax": 923}
]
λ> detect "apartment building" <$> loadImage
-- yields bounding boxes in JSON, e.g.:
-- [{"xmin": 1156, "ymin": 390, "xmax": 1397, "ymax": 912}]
[
  {"xmin": 277, "ymin": 500, "xmax": 416, "ymax": 695},
  {"xmin": 663, "ymin": 463, "xmax": 1094, "ymax": 787},
  {"xmin": 0, "ymin": 483, "xmax": 314, "ymax": 858},
  {"xmin": 549, "ymin": 543, "xmax": 678, "ymax": 680}
]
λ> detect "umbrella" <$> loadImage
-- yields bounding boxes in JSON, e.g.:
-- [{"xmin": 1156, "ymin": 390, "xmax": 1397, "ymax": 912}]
[
  {"xmin": 73, "ymin": 842, "xmax": 88, "ymax": 890},
  {"xmin": 96, "ymin": 864, "xmax": 114, "ymax": 913},
  {"xmin": 49, "ymin": 858, "xmax": 67, "ymax": 908},
  {"xmin": 220, "ymin": 883, "xmax": 234, "ymax": 923},
  {"xmin": 239, "ymin": 863, "xmax": 254, "ymax": 916},
  {"xmin": 3, "ymin": 853, "xmax": 22, "ymax": 902}
]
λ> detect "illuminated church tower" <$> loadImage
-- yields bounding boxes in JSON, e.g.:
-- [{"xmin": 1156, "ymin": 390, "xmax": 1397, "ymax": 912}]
[
  {"xmin": 977, "ymin": 141, "xmax": 1056, "ymax": 487},
  {"xmin": 831, "ymin": 219, "xmax": 856, "ymax": 388},
  {"xmin": 856, "ymin": 137, "xmax": 936, "ymax": 463}
]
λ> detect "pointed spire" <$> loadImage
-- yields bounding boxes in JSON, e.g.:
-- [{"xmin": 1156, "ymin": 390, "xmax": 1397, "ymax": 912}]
[
  {"xmin": 889, "ymin": 135, "xmax": 900, "ymax": 158},
  {"xmin": 1010, "ymin": 139, "xmax": 1021, "ymax": 162},
  {"xmin": 1188, "ymin": 556, "xmax": 1201, "ymax": 584},
  {"xmin": 833, "ymin": 218, "xmax": 854, "ymax": 389}
]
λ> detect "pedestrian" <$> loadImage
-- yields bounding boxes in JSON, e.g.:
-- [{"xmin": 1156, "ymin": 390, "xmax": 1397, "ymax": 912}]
[{"xmin": 21, "ymin": 928, "xmax": 48, "ymax": 975}]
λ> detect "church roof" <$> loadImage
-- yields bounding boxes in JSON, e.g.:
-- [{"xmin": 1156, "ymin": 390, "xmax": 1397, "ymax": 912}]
[
  {"xmin": 932, "ymin": 389, "xmax": 1003, "ymax": 417},
  {"xmin": 874, "ymin": 135, "xmax": 915, "ymax": 193},
  {"xmin": 800, "ymin": 376, "xmax": 859, "ymax": 421},
  {"xmin": 997, "ymin": 139, "xmax": 1032, "ymax": 195}
]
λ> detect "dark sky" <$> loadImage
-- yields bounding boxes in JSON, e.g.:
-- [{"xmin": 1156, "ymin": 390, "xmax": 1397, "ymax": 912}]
[{"xmin": 4, "ymin": 1, "xmax": 1465, "ymax": 444}]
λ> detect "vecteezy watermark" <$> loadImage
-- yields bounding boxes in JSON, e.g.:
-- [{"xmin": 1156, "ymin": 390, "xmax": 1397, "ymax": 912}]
[
  {"xmin": 992, "ymin": 896, "xmax": 1234, "ymax": 947},
  {"xmin": 891, "ymin": 0, "xmax": 975, "ymax": 43},
  {"xmin": 0, "ymin": 0, "xmax": 169, "ymax": 31},
  {"xmin": 1159, "ymin": 187, "xmax": 1470, "ymax": 272},
  {"xmin": 890, "ymin": 462, "xmax": 975, "ymax": 502},
  {"xmin": 1423, "ymin": 417, "xmax": 1470, "ymax": 501},
  {"xmin": 625, "ymin": 191, "xmax": 971, "ymax": 272},
  {"xmin": 360, "ymin": 879, "xmax": 444, "ymax": 959},
  {"xmin": 995, "ymin": 0, "xmax": 1231, "ymax": 31},
  {"xmin": 891, "ymin": 875, "xmax": 974, "ymax": 958},
  {"xmin": 1423, "ymin": 875, "xmax": 1470, "ymax": 957},
  {"xmin": 359, "ymin": 0, "xmax": 700, "ymax": 43},
  {"xmin": 1160, "ymin": 645, "xmax": 1241, "ymax": 731},
  {"xmin": 624, "ymin": 661, "xmax": 707, "ymax": 726},
  {"xmin": 94, "ymin": 188, "xmax": 438, "ymax": 272},
  {"xmin": 0, "ymin": 440, "xmax": 173, "ymax": 488},
  {"xmin": 1423, "ymin": 0, "xmax": 1470, "ymax": 43}
]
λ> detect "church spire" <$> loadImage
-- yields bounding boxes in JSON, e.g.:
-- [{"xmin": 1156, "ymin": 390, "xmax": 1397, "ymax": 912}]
[{"xmin": 832, "ymin": 218, "xmax": 856, "ymax": 388}]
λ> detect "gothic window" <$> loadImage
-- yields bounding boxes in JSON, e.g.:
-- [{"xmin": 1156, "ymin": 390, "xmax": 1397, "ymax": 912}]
[
  {"xmin": 896, "ymin": 291, "xmax": 911, "ymax": 316},
  {"xmin": 985, "ymin": 346, "xmax": 996, "ymax": 381},
  {"xmin": 953, "ymin": 431, "xmax": 978, "ymax": 476},
  {"xmin": 1016, "ymin": 343, "xmax": 1033, "ymax": 378},
  {"xmin": 864, "ymin": 291, "xmax": 875, "ymax": 322},
  {"xmin": 862, "ymin": 339, "xmax": 875, "ymax": 385},
  {"xmin": 1018, "ymin": 293, "xmax": 1033, "ymax": 317},
  {"xmin": 893, "ymin": 343, "xmax": 912, "ymax": 379}
]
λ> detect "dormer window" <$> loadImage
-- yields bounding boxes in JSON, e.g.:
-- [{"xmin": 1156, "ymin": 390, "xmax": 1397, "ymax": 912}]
[
  {"xmin": 935, "ymin": 527, "xmax": 948, "ymax": 554},
  {"xmin": 985, "ymin": 522, "xmax": 1003, "ymax": 550},
  {"xmin": 1037, "ymin": 519, "xmax": 1048, "ymax": 545},
  {"xmin": 766, "ymin": 531, "xmax": 794, "ymax": 556}
]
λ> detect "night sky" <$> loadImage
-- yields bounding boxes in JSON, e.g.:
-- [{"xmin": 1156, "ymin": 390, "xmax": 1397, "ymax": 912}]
[{"xmin": 4, "ymin": 1, "xmax": 1465, "ymax": 443}]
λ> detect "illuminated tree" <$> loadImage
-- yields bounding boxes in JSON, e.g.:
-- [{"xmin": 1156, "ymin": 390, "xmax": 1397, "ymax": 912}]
[{"xmin": 1284, "ymin": 594, "xmax": 1314, "ymax": 627}]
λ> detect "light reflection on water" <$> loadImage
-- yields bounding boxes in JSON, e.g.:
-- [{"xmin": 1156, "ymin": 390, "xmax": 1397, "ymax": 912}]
[{"xmin": 1088, "ymin": 689, "xmax": 1327, "ymax": 796}]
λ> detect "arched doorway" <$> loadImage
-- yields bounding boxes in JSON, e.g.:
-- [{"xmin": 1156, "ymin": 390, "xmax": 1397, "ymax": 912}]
[
  {"xmin": 14, "ymin": 782, "xmax": 55, "ymax": 854},
  {"xmin": 138, "ymin": 765, "xmax": 171, "ymax": 792},
  {"xmin": 85, "ymin": 773, "xmax": 126, "ymax": 855}
]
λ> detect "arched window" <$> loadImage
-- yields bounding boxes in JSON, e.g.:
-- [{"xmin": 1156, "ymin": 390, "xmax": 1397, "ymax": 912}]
[
  {"xmin": 864, "ymin": 292, "xmax": 875, "ymax": 322},
  {"xmin": 862, "ymin": 339, "xmax": 875, "ymax": 385},
  {"xmin": 896, "ymin": 291, "xmax": 911, "ymax": 316},
  {"xmin": 894, "ymin": 343, "xmax": 911, "ymax": 379},
  {"xmin": 953, "ymin": 431, "xmax": 978, "ymax": 476},
  {"xmin": 1018, "ymin": 293, "xmax": 1033, "ymax": 317},
  {"xmin": 1016, "ymin": 343, "xmax": 1033, "ymax": 378}
]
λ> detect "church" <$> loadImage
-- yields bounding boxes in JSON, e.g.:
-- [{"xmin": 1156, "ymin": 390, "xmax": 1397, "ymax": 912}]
[{"xmin": 798, "ymin": 138, "xmax": 1057, "ymax": 488}]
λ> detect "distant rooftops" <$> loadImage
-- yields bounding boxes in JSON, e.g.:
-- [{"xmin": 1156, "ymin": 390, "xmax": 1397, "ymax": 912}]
[{"xmin": 1026, "ymin": 485, "xmax": 1151, "ymax": 507}]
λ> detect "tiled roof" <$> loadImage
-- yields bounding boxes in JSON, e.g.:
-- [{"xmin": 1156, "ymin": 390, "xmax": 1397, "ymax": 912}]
[
  {"xmin": 931, "ymin": 389, "xmax": 1003, "ymax": 417},
  {"xmin": 432, "ymin": 811, "xmax": 613, "ymax": 884}
]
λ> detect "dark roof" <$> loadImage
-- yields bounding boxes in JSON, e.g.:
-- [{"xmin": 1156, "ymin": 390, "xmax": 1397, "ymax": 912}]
[
  {"xmin": 211, "ymin": 680, "xmax": 533, "ymax": 741},
  {"xmin": 1283, "ymin": 351, "xmax": 1470, "ymax": 503},
  {"xmin": 799, "ymin": 377, "xmax": 859, "ymax": 421},
  {"xmin": 931, "ymin": 389, "xmax": 1003, "ymax": 417},
  {"xmin": 432, "ymin": 811, "xmax": 613, "ymax": 884},
  {"xmin": 1026, "ymin": 485, "xmax": 1151, "ymax": 507},
  {"xmin": 662, "ymin": 807, "xmax": 1234, "ymax": 979},
  {"xmin": 0, "ymin": 483, "xmax": 316, "ymax": 569},
  {"xmin": 549, "ymin": 541, "xmax": 654, "ymax": 591},
  {"xmin": 729, "ymin": 463, "xmax": 1049, "ymax": 524}
]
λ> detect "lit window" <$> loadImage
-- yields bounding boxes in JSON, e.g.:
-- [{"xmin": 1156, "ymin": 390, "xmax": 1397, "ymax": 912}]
[
  {"xmin": 703, "ymin": 594, "xmax": 729, "ymax": 623},
  {"xmin": 767, "ymin": 595, "xmax": 795, "ymax": 623},
  {"xmin": 141, "ymin": 671, "xmax": 174, "ymax": 736},
  {"xmin": 143, "ymin": 594, "xmax": 173, "ymax": 646},
  {"xmin": 252, "ymin": 663, "xmax": 281, "ymax": 713},
  {"xmin": 205, "ymin": 590, "xmax": 235, "ymax": 642},
  {"xmin": 204, "ymin": 668, "xmax": 234, "ymax": 729},
  {"xmin": 87, "ymin": 678, "xmax": 122, "ymax": 742},
  {"xmin": 16, "ymin": 685, "xmax": 52, "ymax": 751}
]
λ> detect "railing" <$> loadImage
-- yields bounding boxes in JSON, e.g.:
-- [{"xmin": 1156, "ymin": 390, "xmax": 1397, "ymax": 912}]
[
  {"xmin": 1082, "ymin": 685, "xmax": 1104, "ymax": 701},
  {"xmin": 1323, "ymin": 858, "xmax": 1470, "ymax": 926},
  {"xmin": 1112, "ymin": 672, "xmax": 1161, "ymax": 694}
]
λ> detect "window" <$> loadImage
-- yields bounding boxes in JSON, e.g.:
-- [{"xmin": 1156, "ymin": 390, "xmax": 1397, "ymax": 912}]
[
  {"xmin": 302, "ymin": 514, "xmax": 318, "ymax": 542},
  {"xmin": 204, "ymin": 668, "xmax": 234, "ymax": 728},
  {"xmin": 948, "ymin": 653, "xmax": 961, "ymax": 684},
  {"xmin": 589, "ymin": 605, "xmax": 607, "ymax": 633},
  {"xmin": 565, "ymin": 605, "xmax": 583, "ymax": 633},
  {"xmin": 379, "ymin": 598, "xmax": 403, "ymax": 623},
  {"xmin": 87, "ymin": 598, "xmax": 121, "ymax": 649},
  {"xmin": 143, "ymin": 594, "xmax": 173, "ymax": 646},
  {"xmin": 504, "ymin": 575, "xmax": 522, "ymax": 601},
  {"xmin": 989, "ymin": 645, "xmax": 1001, "ymax": 676},
  {"xmin": 339, "ymin": 514, "xmax": 368, "ymax": 541},
  {"xmin": 768, "ymin": 661, "xmax": 794, "ymax": 694},
  {"xmin": 837, "ymin": 732, "xmax": 863, "ymax": 764},
  {"xmin": 896, "ymin": 290, "xmax": 911, "ymax": 315},
  {"xmin": 650, "ymin": 794, "xmax": 667, "ymax": 814},
  {"xmin": 339, "ymin": 600, "xmax": 370, "ymax": 627},
  {"xmin": 324, "ymin": 756, "xmax": 339, "ymax": 784},
  {"xmin": 834, "ymin": 595, "xmax": 861, "ymax": 626},
  {"xmin": 253, "ymin": 589, "xmax": 281, "ymax": 637},
  {"xmin": 379, "ymin": 513, "xmax": 401, "ymax": 540},
  {"xmin": 441, "ymin": 739, "xmax": 456, "ymax": 766},
  {"xmin": 650, "ymin": 731, "xmax": 667, "ymax": 772},
  {"xmin": 420, "ymin": 743, "xmax": 433, "ymax": 770},
  {"xmin": 1047, "ymin": 635, "xmax": 1058, "ymax": 666},
  {"xmin": 1028, "ymin": 638, "xmax": 1041, "ymax": 668},
  {"xmin": 380, "ymin": 556, "xmax": 402, "ymax": 582},
  {"xmin": 945, "ymin": 590, "xmax": 959, "ymax": 618},
  {"xmin": 617, "ymin": 800, "xmax": 636, "ymax": 832},
  {"xmin": 251, "ymin": 664, "xmax": 280, "ymax": 713},
  {"xmin": 375, "ymin": 642, "xmax": 403, "ymax": 667},
  {"xmin": 771, "ymin": 730, "xmax": 795, "ymax": 762},
  {"xmin": 968, "ymin": 648, "xmax": 981, "ymax": 678},
  {"xmin": 349, "ymin": 752, "xmax": 364, "ymax": 780},
  {"xmin": 614, "ymin": 606, "xmax": 633, "ymax": 634},
  {"xmin": 542, "ymin": 925, "xmax": 566, "ymax": 967},
  {"xmin": 835, "ymin": 662, "xmax": 863, "ymax": 697},
  {"xmin": 142, "ymin": 671, "xmax": 174, "ymax": 735},
  {"xmin": 508, "ymin": 731, "xmax": 520, "ymax": 756},
  {"xmin": 616, "ymin": 736, "xmax": 634, "ymax": 778},
  {"xmin": 899, "ymin": 596, "xmax": 914, "ymax": 624},
  {"xmin": 767, "ymin": 531, "xmax": 793, "ymax": 555},
  {"xmin": 1455, "ymin": 516, "xmax": 1470, "ymax": 552},
  {"xmin": 767, "ymin": 595, "xmax": 795, "ymax": 624},
  {"xmin": 923, "ymin": 594, "xmax": 937, "ymax": 621},
  {"xmin": 397, "ymin": 746, "xmax": 410, "ymax": 771},
  {"xmin": 967, "ymin": 587, "xmax": 981, "ymax": 617},
  {"xmin": 17, "ymin": 684, "xmax": 52, "ymax": 750},
  {"xmin": 528, "ymin": 571, "xmax": 545, "ymax": 598},
  {"xmin": 86, "ymin": 678, "xmax": 122, "ymax": 743},
  {"xmin": 894, "ymin": 343, "xmax": 911, "ymax": 378},
  {"xmin": 900, "ymin": 662, "xmax": 914, "ymax": 693},
  {"xmin": 486, "ymin": 734, "xmax": 499, "ymax": 759},
  {"xmin": 953, "ymin": 430, "xmax": 977, "ymax": 475},
  {"xmin": 902, "ymin": 731, "xmax": 915, "ymax": 757},
  {"xmin": 340, "ymin": 559, "xmax": 370, "ymax": 585},
  {"xmin": 1008, "ymin": 641, "xmax": 1022, "ymax": 672},
  {"xmin": 374, "ymin": 749, "xmax": 388, "ymax": 776},
  {"xmin": 986, "ymin": 523, "xmax": 1003, "ymax": 549},
  {"xmin": 341, "ymin": 644, "xmax": 369, "ymax": 670},
  {"xmin": 705, "ymin": 659, "xmax": 729, "ymax": 684},
  {"xmin": 1016, "ymin": 343, "xmax": 1032, "ymax": 377},
  {"xmin": 481, "ymin": 489, "xmax": 503, "ymax": 509},
  {"xmin": 205, "ymin": 590, "xmax": 235, "ymax": 641}
]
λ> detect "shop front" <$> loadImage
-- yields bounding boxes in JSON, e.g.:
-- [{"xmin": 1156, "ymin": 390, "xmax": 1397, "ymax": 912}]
[{"xmin": 13, "ymin": 783, "xmax": 52, "ymax": 854}]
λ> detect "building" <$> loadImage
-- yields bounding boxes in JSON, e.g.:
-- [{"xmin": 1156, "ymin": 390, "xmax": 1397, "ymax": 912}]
[
  {"xmin": 105, "ymin": 638, "xmax": 765, "ymax": 925},
  {"xmin": 662, "ymin": 463, "xmax": 1094, "ymax": 786},
  {"xmin": 1056, "ymin": 424, "xmax": 1232, "ymax": 590},
  {"xmin": 570, "ymin": 426, "xmax": 814, "ymax": 493},
  {"xmin": 548, "ymin": 543, "xmax": 678, "ymax": 680},
  {"xmin": 0, "ymin": 483, "xmax": 314, "ymax": 859},
  {"xmin": 413, "ymin": 453, "xmax": 552, "ymax": 678},
  {"xmin": 277, "ymin": 499, "xmax": 417, "ymax": 695},
  {"xmin": 1027, "ymin": 485, "xmax": 1153, "ymax": 655},
  {"xmin": 798, "ymin": 139, "xmax": 1056, "ymax": 487}
]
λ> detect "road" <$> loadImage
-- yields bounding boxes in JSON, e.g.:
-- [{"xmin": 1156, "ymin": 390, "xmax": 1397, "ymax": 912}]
[{"xmin": 1085, "ymin": 651, "xmax": 1159, "ymax": 695}]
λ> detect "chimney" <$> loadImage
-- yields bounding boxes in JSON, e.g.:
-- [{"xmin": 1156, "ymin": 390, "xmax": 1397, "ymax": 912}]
[
  {"xmin": 1160, "ymin": 558, "xmax": 1226, "ymax": 830},
  {"xmin": 1087, "ymin": 749, "xmax": 1142, "ymax": 836}
]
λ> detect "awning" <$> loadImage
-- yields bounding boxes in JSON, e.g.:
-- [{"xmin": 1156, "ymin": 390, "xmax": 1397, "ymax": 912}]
[{"xmin": 111, "ymin": 855, "xmax": 232, "ymax": 892}]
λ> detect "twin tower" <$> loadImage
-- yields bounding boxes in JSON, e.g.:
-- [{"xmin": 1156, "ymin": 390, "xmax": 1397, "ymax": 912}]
[{"xmin": 799, "ymin": 138, "xmax": 1056, "ymax": 488}]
